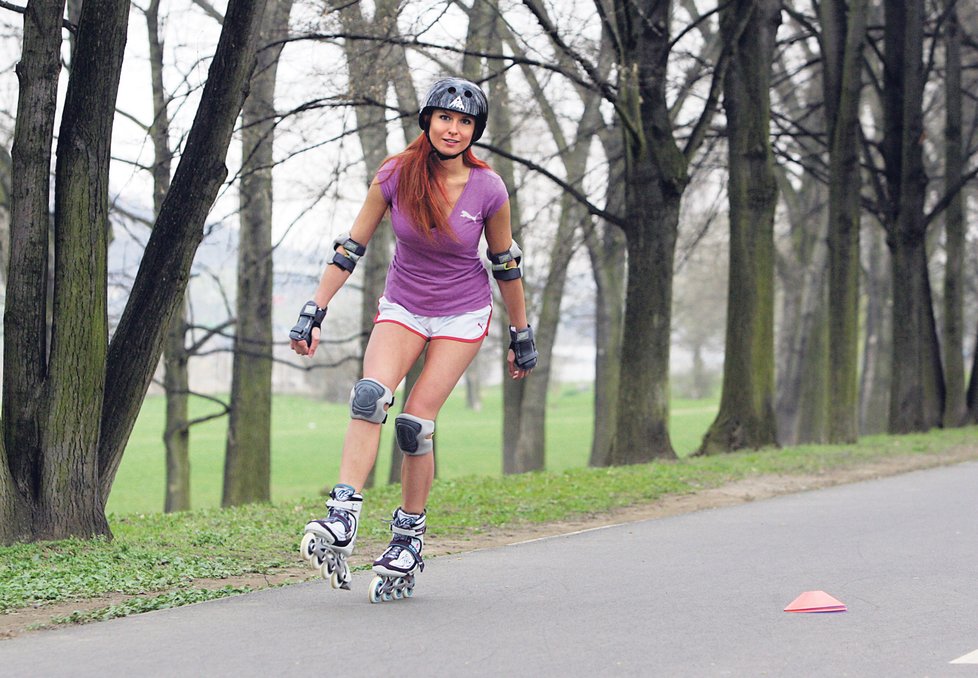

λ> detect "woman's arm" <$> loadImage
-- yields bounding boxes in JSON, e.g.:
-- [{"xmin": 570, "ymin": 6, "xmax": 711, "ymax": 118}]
[
  {"xmin": 485, "ymin": 200, "xmax": 535, "ymax": 378},
  {"xmin": 311, "ymin": 179, "xmax": 389, "ymax": 308},
  {"xmin": 291, "ymin": 179, "xmax": 389, "ymax": 356}
]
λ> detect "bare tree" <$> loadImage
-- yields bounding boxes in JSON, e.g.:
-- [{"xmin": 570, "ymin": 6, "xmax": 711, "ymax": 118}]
[
  {"xmin": 822, "ymin": 0, "xmax": 868, "ymax": 443},
  {"xmin": 2, "ymin": 0, "xmax": 270, "ymax": 544},
  {"xmin": 223, "ymin": 0, "xmax": 296, "ymax": 507},
  {"xmin": 698, "ymin": 0, "xmax": 781, "ymax": 455},
  {"xmin": 2, "ymin": 0, "xmax": 68, "ymax": 542},
  {"xmin": 878, "ymin": 0, "xmax": 945, "ymax": 432},
  {"xmin": 587, "ymin": 128, "xmax": 626, "ymax": 467},
  {"xmin": 492, "ymin": 3, "xmax": 612, "ymax": 473},
  {"xmin": 139, "ymin": 0, "xmax": 193, "ymax": 512},
  {"xmin": 0, "ymin": 142, "xmax": 9, "ymax": 286},
  {"xmin": 859, "ymin": 218, "xmax": 891, "ymax": 433},
  {"xmin": 940, "ymin": 0, "xmax": 967, "ymax": 427}
]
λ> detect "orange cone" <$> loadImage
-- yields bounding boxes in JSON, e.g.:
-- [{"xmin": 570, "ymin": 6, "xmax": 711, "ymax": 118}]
[{"xmin": 784, "ymin": 590, "xmax": 847, "ymax": 613}]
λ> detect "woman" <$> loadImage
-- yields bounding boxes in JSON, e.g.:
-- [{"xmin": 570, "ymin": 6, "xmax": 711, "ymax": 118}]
[{"xmin": 291, "ymin": 77, "xmax": 536, "ymax": 602}]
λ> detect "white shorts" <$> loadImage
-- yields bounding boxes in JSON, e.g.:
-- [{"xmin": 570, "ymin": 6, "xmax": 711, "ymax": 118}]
[{"xmin": 374, "ymin": 296, "xmax": 492, "ymax": 343}]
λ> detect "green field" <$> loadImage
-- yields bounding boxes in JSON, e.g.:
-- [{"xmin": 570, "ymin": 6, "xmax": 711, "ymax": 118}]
[
  {"xmin": 6, "ymin": 416, "xmax": 977, "ymax": 625},
  {"xmin": 108, "ymin": 386, "xmax": 718, "ymax": 516}
]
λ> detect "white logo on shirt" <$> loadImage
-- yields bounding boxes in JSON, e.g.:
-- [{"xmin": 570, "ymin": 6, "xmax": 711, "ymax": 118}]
[
  {"xmin": 449, "ymin": 96, "xmax": 466, "ymax": 110},
  {"xmin": 460, "ymin": 210, "xmax": 481, "ymax": 223}
]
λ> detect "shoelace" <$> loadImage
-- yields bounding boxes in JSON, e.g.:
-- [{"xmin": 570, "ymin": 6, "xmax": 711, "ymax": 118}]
[
  {"xmin": 383, "ymin": 535, "xmax": 417, "ymax": 561},
  {"xmin": 326, "ymin": 508, "xmax": 352, "ymax": 534}
]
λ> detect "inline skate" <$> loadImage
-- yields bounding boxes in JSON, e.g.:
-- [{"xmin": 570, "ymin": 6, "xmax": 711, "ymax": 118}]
[
  {"xmin": 369, "ymin": 507, "xmax": 426, "ymax": 603},
  {"xmin": 300, "ymin": 484, "xmax": 362, "ymax": 590}
]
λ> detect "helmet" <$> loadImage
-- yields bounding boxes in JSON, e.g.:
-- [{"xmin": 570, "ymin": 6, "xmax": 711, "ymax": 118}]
[{"xmin": 418, "ymin": 77, "xmax": 489, "ymax": 142}]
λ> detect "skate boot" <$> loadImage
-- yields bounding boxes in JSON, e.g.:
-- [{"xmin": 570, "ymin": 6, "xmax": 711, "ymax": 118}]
[
  {"xmin": 299, "ymin": 484, "xmax": 362, "ymax": 590},
  {"xmin": 369, "ymin": 508, "xmax": 426, "ymax": 603}
]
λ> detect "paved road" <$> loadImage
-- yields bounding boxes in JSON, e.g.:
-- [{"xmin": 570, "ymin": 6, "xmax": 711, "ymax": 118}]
[{"xmin": 3, "ymin": 461, "xmax": 977, "ymax": 677}]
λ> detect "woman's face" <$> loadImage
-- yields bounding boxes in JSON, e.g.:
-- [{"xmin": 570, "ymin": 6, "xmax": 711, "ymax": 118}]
[{"xmin": 427, "ymin": 109, "xmax": 476, "ymax": 157}]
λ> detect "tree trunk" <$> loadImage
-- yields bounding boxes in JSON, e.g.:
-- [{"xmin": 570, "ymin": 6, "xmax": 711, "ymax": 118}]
[
  {"xmin": 881, "ymin": 0, "xmax": 945, "ymax": 432},
  {"xmin": 505, "ymin": 13, "xmax": 609, "ymax": 473},
  {"xmin": 859, "ymin": 222, "xmax": 891, "ymax": 433},
  {"xmin": 163, "ymin": 300, "xmax": 191, "ymax": 512},
  {"xmin": 603, "ymin": 0, "xmax": 688, "ymax": 464},
  {"xmin": 39, "ymin": 0, "xmax": 131, "ymax": 539},
  {"xmin": 2, "ymin": 0, "xmax": 67, "ymax": 544},
  {"xmin": 595, "ymin": 0, "xmax": 744, "ymax": 463},
  {"xmin": 941, "ymin": 0, "xmax": 967, "ymax": 428},
  {"xmin": 461, "ymin": 6, "xmax": 529, "ymax": 474},
  {"xmin": 99, "ymin": 0, "xmax": 270, "ymax": 503},
  {"xmin": 142, "ymin": 0, "xmax": 192, "ymax": 513},
  {"xmin": 484, "ymin": 80, "xmax": 526, "ymax": 474},
  {"xmin": 823, "ymin": 0, "xmax": 867, "ymax": 443},
  {"xmin": 967, "ymin": 316, "xmax": 978, "ymax": 423},
  {"xmin": 888, "ymin": 235, "xmax": 945, "ymax": 432},
  {"xmin": 699, "ymin": 0, "xmax": 780, "ymax": 455},
  {"xmin": 0, "ymin": 144, "xmax": 11, "ymax": 286},
  {"xmin": 479, "ymin": 11, "xmax": 538, "ymax": 475},
  {"xmin": 464, "ymin": 368, "xmax": 483, "ymax": 411},
  {"xmin": 2, "ymin": 0, "xmax": 270, "ymax": 544},
  {"xmin": 587, "ymin": 219, "xmax": 626, "ymax": 467},
  {"xmin": 794, "ymin": 294, "xmax": 830, "ymax": 443},
  {"xmin": 773, "ymin": 175, "xmax": 829, "ymax": 445},
  {"xmin": 223, "ymin": 0, "xmax": 294, "ymax": 507},
  {"xmin": 587, "ymin": 123, "xmax": 626, "ymax": 467}
]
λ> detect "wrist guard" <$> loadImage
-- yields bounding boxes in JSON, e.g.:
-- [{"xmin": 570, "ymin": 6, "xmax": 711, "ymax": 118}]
[
  {"xmin": 330, "ymin": 232, "xmax": 367, "ymax": 273},
  {"xmin": 509, "ymin": 325, "xmax": 538, "ymax": 370},
  {"xmin": 290, "ymin": 301, "xmax": 327, "ymax": 345}
]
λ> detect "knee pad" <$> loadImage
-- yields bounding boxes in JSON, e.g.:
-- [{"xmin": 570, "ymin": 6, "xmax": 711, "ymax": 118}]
[
  {"xmin": 349, "ymin": 378, "xmax": 394, "ymax": 424},
  {"xmin": 394, "ymin": 413, "xmax": 435, "ymax": 456}
]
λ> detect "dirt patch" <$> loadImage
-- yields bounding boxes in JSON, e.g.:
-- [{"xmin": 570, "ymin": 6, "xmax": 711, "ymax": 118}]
[{"xmin": 4, "ymin": 448, "xmax": 976, "ymax": 640}]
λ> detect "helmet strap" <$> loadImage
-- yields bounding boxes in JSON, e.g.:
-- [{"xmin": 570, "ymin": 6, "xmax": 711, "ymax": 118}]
[{"xmin": 425, "ymin": 129, "xmax": 467, "ymax": 161}]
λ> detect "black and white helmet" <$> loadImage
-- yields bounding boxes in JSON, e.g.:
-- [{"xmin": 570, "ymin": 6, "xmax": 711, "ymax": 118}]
[{"xmin": 418, "ymin": 77, "xmax": 489, "ymax": 142}]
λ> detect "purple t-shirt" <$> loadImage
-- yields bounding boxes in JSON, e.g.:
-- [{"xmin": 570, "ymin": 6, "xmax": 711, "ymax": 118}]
[{"xmin": 377, "ymin": 160, "xmax": 509, "ymax": 316}]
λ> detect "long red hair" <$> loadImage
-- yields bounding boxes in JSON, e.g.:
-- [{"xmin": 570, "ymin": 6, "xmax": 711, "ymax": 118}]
[{"xmin": 381, "ymin": 130, "xmax": 491, "ymax": 241}]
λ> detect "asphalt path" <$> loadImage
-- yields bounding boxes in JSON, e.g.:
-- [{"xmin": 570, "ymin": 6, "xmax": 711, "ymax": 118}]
[{"xmin": 2, "ymin": 461, "xmax": 977, "ymax": 677}]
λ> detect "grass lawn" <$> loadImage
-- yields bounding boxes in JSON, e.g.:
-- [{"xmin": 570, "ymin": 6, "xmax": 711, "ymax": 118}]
[
  {"xmin": 108, "ymin": 385, "xmax": 719, "ymax": 516},
  {"xmin": 4, "ymin": 423, "xmax": 977, "ymax": 629}
]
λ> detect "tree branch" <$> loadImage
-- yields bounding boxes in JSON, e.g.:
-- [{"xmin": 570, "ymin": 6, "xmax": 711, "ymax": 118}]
[
  {"xmin": 274, "ymin": 31, "xmax": 607, "ymax": 101},
  {"xmin": 479, "ymin": 141, "xmax": 625, "ymax": 227},
  {"xmin": 0, "ymin": 1, "xmax": 77, "ymax": 33}
]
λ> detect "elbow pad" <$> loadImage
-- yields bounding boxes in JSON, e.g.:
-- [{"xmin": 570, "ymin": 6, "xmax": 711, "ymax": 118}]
[
  {"xmin": 487, "ymin": 241, "xmax": 523, "ymax": 281},
  {"xmin": 329, "ymin": 232, "xmax": 367, "ymax": 273}
]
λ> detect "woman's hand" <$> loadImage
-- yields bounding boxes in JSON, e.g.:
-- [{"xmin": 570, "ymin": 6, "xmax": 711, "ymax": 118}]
[
  {"xmin": 507, "ymin": 326, "xmax": 537, "ymax": 379},
  {"xmin": 290, "ymin": 326, "xmax": 321, "ymax": 357},
  {"xmin": 507, "ymin": 347, "xmax": 531, "ymax": 380}
]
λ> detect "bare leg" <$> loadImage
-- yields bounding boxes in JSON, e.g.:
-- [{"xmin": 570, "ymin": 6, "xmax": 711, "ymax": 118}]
[
  {"xmin": 336, "ymin": 322, "xmax": 427, "ymax": 491},
  {"xmin": 399, "ymin": 337, "xmax": 484, "ymax": 513}
]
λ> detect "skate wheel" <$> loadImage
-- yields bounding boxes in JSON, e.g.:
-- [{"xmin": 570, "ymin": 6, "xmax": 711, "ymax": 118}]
[
  {"xmin": 300, "ymin": 533, "xmax": 316, "ymax": 562},
  {"xmin": 329, "ymin": 561, "xmax": 350, "ymax": 590},
  {"xmin": 369, "ymin": 576, "xmax": 384, "ymax": 604},
  {"xmin": 324, "ymin": 550, "xmax": 338, "ymax": 572},
  {"xmin": 319, "ymin": 557, "xmax": 334, "ymax": 581}
]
